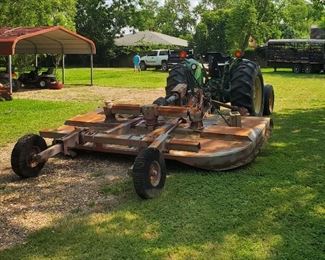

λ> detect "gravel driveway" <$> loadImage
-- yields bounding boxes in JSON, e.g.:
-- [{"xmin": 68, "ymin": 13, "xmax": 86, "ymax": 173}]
[{"xmin": 0, "ymin": 86, "xmax": 164, "ymax": 250}]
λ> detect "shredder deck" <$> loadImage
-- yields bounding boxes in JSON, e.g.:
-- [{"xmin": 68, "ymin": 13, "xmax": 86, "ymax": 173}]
[{"xmin": 39, "ymin": 108, "xmax": 271, "ymax": 171}]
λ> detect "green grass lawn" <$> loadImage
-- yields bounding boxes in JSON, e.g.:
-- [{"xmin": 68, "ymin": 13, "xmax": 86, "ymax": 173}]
[
  {"xmin": 0, "ymin": 70, "xmax": 324, "ymax": 259},
  {"xmin": 0, "ymin": 99, "xmax": 98, "ymax": 146},
  {"xmin": 58, "ymin": 67, "xmax": 167, "ymax": 89},
  {"xmin": 58, "ymin": 67, "xmax": 325, "ymax": 91}
]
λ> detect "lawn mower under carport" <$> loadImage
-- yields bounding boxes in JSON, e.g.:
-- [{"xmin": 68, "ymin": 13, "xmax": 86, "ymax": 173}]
[
  {"xmin": 18, "ymin": 67, "xmax": 63, "ymax": 89},
  {"xmin": 10, "ymin": 56, "xmax": 274, "ymax": 199}
]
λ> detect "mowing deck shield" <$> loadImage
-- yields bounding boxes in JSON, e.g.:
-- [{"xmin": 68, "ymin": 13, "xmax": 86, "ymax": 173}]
[{"xmin": 40, "ymin": 106, "xmax": 271, "ymax": 171}]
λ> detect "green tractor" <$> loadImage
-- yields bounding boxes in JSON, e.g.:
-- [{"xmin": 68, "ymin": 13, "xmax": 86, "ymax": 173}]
[{"xmin": 154, "ymin": 52, "xmax": 274, "ymax": 116}]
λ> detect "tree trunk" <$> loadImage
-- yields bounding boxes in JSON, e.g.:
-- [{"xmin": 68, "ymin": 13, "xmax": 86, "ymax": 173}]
[{"xmin": 241, "ymin": 34, "xmax": 251, "ymax": 51}]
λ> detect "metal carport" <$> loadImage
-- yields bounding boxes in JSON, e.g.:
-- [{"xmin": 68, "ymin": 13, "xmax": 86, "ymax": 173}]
[{"xmin": 0, "ymin": 26, "xmax": 96, "ymax": 93}]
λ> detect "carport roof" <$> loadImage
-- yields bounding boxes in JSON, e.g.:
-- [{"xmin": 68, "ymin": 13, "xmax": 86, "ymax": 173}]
[
  {"xmin": 114, "ymin": 31, "xmax": 188, "ymax": 47},
  {"xmin": 0, "ymin": 26, "xmax": 96, "ymax": 55}
]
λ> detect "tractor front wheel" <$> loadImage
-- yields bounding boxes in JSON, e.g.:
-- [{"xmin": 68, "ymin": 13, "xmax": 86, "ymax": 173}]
[
  {"xmin": 230, "ymin": 59, "xmax": 264, "ymax": 116},
  {"xmin": 132, "ymin": 148, "xmax": 166, "ymax": 199},
  {"xmin": 11, "ymin": 134, "xmax": 47, "ymax": 178}
]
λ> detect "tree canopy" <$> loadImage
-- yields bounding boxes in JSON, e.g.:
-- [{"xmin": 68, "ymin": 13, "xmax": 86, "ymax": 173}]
[
  {"xmin": 0, "ymin": 0, "xmax": 323, "ymax": 63},
  {"xmin": 0, "ymin": 0, "xmax": 76, "ymax": 29},
  {"xmin": 155, "ymin": 0, "xmax": 195, "ymax": 38},
  {"xmin": 193, "ymin": 0, "xmax": 324, "ymax": 53}
]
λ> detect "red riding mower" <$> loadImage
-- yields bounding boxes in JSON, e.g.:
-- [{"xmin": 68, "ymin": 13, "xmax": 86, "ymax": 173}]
[{"xmin": 18, "ymin": 67, "xmax": 63, "ymax": 89}]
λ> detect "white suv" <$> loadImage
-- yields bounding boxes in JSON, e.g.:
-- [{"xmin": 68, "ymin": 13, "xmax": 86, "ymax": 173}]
[{"xmin": 140, "ymin": 50, "xmax": 169, "ymax": 71}]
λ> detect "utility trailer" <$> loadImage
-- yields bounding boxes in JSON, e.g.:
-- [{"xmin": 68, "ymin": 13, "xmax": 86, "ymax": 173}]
[
  {"xmin": 11, "ymin": 101, "xmax": 272, "ymax": 199},
  {"xmin": 266, "ymin": 39, "xmax": 325, "ymax": 73}
]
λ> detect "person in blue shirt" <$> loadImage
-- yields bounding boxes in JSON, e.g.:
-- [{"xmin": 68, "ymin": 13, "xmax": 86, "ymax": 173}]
[{"xmin": 133, "ymin": 53, "xmax": 141, "ymax": 72}]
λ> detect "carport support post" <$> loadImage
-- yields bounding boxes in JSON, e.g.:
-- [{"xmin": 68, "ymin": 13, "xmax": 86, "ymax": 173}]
[
  {"xmin": 35, "ymin": 54, "xmax": 38, "ymax": 67},
  {"xmin": 8, "ymin": 55, "xmax": 12, "ymax": 94},
  {"xmin": 62, "ymin": 54, "xmax": 65, "ymax": 84},
  {"xmin": 90, "ymin": 54, "xmax": 93, "ymax": 86}
]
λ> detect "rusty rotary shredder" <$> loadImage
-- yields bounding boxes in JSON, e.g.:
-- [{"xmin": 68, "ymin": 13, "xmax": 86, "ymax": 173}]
[{"xmin": 10, "ymin": 86, "xmax": 272, "ymax": 199}]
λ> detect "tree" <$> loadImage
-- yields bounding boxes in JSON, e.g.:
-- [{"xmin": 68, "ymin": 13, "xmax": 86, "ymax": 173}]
[
  {"xmin": 132, "ymin": 0, "xmax": 159, "ymax": 31},
  {"xmin": 193, "ymin": 0, "xmax": 283, "ymax": 53},
  {"xmin": 155, "ymin": 0, "xmax": 195, "ymax": 38},
  {"xmin": 194, "ymin": 0, "xmax": 234, "ymax": 13},
  {"xmin": 0, "ymin": 0, "xmax": 76, "ymax": 71},
  {"xmin": 309, "ymin": 0, "xmax": 325, "ymax": 22},
  {"xmin": 318, "ymin": 16, "xmax": 325, "ymax": 30},
  {"xmin": 193, "ymin": 10, "xmax": 230, "ymax": 53},
  {"xmin": 226, "ymin": 0, "xmax": 282, "ymax": 48},
  {"xmin": 279, "ymin": 0, "xmax": 311, "ymax": 38},
  {"xmin": 76, "ymin": 0, "xmax": 137, "ymax": 65},
  {"xmin": 274, "ymin": 0, "xmax": 324, "ymax": 38},
  {"xmin": 226, "ymin": 2, "xmax": 257, "ymax": 51},
  {"xmin": 250, "ymin": 0, "xmax": 281, "ymax": 43},
  {"xmin": 0, "ymin": 0, "xmax": 76, "ymax": 29}
]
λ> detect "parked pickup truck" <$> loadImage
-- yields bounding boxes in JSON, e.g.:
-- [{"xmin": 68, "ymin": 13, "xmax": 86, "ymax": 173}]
[
  {"xmin": 167, "ymin": 49, "xmax": 194, "ymax": 68},
  {"xmin": 140, "ymin": 50, "xmax": 169, "ymax": 71}
]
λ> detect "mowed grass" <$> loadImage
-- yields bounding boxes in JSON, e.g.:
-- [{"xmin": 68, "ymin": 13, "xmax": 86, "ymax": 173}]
[
  {"xmin": 58, "ymin": 67, "xmax": 166, "ymax": 89},
  {"xmin": 59, "ymin": 67, "xmax": 324, "ymax": 91},
  {"xmin": 0, "ymin": 69, "xmax": 325, "ymax": 259},
  {"xmin": 0, "ymin": 99, "xmax": 98, "ymax": 146}
]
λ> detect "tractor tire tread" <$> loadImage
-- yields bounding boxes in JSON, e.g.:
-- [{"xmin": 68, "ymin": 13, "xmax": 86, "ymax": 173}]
[{"xmin": 230, "ymin": 59, "xmax": 264, "ymax": 116}]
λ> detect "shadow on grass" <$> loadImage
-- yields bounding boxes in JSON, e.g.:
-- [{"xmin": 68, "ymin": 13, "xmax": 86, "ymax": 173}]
[{"xmin": 0, "ymin": 108, "xmax": 324, "ymax": 259}]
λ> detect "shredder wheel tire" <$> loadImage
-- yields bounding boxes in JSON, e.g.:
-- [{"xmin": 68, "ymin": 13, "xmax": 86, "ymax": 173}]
[
  {"xmin": 132, "ymin": 148, "xmax": 166, "ymax": 199},
  {"xmin": 11, "ymin": 134, "xmax": 47, "ymax": 178}
]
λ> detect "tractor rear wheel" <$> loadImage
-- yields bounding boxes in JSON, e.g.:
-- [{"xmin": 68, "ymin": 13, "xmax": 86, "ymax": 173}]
[
  {"xmin": 166, "ymin": 63, "xmax": 197, "ymax": 97},
  {"xmin": 263, "ymin": 84, "xmax": 274, "ymax": 116},
  {"xmin": 166, "ymin": 64, "xmax": 188, "ymax": 96},
  {"xmin": 230, "ymin": 59, "xmax": 264, "ymax": 116},
  {"xmin": 132, "ymin": 148, "xmax": 166, "ymax": 199},
  {"xmin": 11, "ymin": 134, "xmax": 47, "ymax": 178}
]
